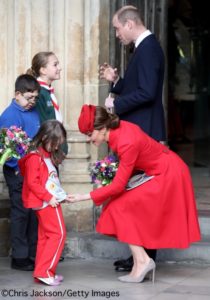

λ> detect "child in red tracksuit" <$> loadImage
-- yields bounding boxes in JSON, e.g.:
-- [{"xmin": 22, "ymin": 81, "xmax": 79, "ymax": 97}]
[{"xmin": 19, "ymin": 120, "xmax": 70, "ymax": 286}]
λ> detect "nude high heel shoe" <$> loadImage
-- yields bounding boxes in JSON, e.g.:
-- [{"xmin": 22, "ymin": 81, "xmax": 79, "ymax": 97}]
[{"xmin": 118, "ymin": 258, "xmax": 156, "ymax": 284}]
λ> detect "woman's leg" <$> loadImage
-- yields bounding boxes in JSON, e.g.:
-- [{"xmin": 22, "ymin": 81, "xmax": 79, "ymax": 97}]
[
  {"xmin": 118, "ymin": 244, "xmax": 156, "ymax": 283},
  {"xmin": 129, "ymin": 244, "xmax": 151, "ymax": 277}
]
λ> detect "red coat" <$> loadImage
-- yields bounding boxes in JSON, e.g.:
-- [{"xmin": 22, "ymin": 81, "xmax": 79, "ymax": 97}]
[
  {"xmin": 18, "ymin": 148, "xmax": 53, "ymax": 208},
  {"xmin": 91, "ymin": 121, "xmax": 201, "ymax": 249}
]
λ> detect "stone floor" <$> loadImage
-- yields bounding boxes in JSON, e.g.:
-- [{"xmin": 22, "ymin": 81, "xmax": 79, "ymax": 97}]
[{"xmin": 1, "ymin": 257, "xmax": 210, "ymax": 300}]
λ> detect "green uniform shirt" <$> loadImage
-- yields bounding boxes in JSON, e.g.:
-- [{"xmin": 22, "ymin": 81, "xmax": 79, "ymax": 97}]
[
  {"xmin": 36, "ymin": 87, "xmax": 56, "ymax": 124},
  {"xmin": 36, "ymin": 87, "xmax": 68, "ymax": 155}
]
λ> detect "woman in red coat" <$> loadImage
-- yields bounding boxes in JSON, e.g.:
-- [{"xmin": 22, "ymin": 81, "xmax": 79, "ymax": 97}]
[{"xmin": 69, "ymin": 105, "xmax": 201, "ymax": 283}]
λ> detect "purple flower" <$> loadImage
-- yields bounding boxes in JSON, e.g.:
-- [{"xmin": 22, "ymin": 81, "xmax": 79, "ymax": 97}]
[
  {"xmin": 0, "ymin": 126, "xmax": 31, "ymax": 165},
  {"xmin": 89, "ymin": 155, "xmax": 119, "ymax": 186}
]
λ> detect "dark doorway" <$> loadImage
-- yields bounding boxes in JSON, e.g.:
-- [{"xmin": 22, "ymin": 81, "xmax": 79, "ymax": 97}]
[{"xmin": 167, "ymin": 0, "xmax": 210, "ymax": 168}]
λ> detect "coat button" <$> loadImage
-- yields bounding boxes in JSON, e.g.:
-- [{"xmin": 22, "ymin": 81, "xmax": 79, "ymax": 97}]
[{"xmin": 163, "ymin": 148, "xmax": 169, "ymax": 154}]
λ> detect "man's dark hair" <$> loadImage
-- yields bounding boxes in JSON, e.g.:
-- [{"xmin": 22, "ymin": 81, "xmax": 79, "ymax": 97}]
[{"xmin": 15, "ymin": 74, "xmax": 40, "ymax": 93}]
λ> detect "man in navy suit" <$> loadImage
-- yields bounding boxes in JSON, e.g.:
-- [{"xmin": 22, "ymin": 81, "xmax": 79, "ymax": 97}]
[
  {"xmin": 100, "ymin": 5, "xmax": 166, "ymax": 142},
  {"xmin": 100, "ymin": 5, "xmax": 166, "ymax": 271}
]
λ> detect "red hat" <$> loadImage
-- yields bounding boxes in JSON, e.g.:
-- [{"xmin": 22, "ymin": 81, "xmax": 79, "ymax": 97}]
[{"xmin": 78, "ymin": 104, "xmax": 96, "ymax": 134}]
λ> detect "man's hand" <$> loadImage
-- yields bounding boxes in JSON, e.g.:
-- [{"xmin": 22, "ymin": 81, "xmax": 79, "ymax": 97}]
[
  {"xmin": 99, "ymin": 62, "xmax": 119, "ymax": 82},
  {"xmin": 105, "ymin": 95, "xmax": 114, "ymax": 109}
]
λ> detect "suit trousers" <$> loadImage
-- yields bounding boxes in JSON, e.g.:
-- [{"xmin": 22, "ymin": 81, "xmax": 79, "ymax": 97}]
[
  {"xmin": 3, "ymin": 165, "xmax": 38, "ymax": 259},
  {"xmin": 34, "ymin": 205, "xmax": 66, "ymax": 278}
]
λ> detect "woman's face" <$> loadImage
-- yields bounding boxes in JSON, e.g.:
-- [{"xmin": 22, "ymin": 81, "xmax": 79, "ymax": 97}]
[{"xmin": 89, "ymin": 129, "xmax": 107, "ymax": 147}]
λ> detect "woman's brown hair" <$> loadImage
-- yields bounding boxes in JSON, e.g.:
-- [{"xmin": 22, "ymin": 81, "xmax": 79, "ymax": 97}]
[{"xmin": 94, "ymin": 106, "xmax": 120, "ymax": 130}]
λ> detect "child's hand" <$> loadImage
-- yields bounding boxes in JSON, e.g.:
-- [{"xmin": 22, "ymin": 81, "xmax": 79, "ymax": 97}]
[
  {"xmin": 66, "ymin": 193, "xmax": 91, "ymax": 203},
  {"xmin": 66, "ymin": 194, "xmax": 83, "ymax": 203},
  {"xmin": 49, "ymin": 196, "xmax": 59, "ymax": 207}
]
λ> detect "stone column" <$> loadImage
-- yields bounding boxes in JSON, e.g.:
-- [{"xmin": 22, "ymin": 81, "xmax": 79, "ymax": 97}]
[{"xmin": 60, "ymin": 0, "xmax": 111, "ymax": 232}]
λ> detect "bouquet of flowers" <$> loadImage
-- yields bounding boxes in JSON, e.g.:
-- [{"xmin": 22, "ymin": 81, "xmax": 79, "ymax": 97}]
[
  {"xmin": 0, "ymin": 126, "xmax": 31, "ymax": 165},
  {"xmin": 89, "ymin": 155, "xmax": 119, "ymax": 186}
]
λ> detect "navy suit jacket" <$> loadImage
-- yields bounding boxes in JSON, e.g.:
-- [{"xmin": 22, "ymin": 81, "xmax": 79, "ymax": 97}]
[{"xmin": 111, "ymin": 34, "xmax": 166, "ymax": 141}]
